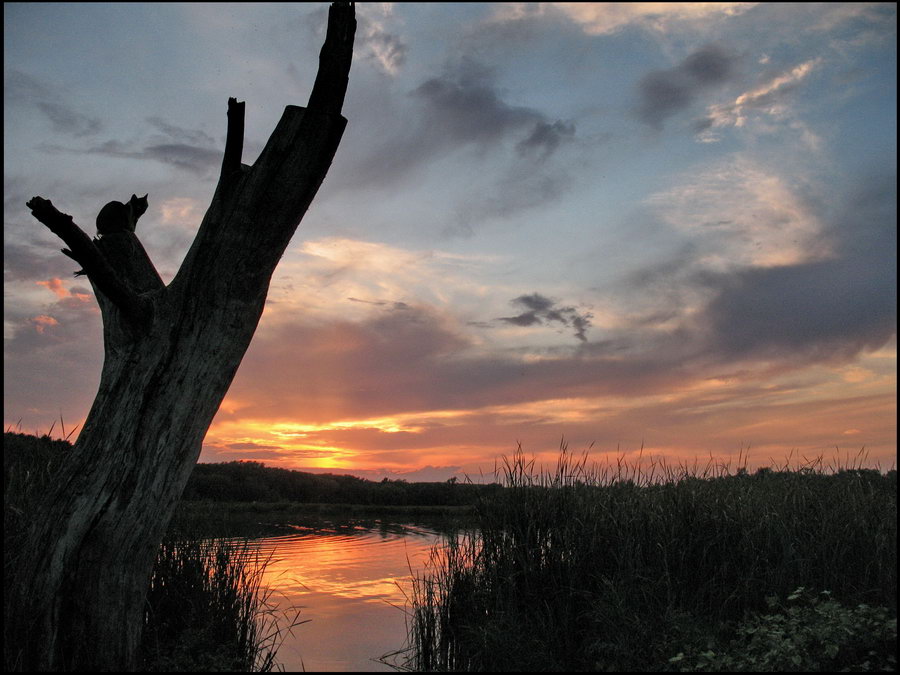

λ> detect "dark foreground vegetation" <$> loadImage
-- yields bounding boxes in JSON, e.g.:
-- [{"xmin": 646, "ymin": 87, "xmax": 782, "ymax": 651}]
[
  {"xmin": 4, "ymin": 433, "xmax": 300, "ymax": 671},
  {"xmin": 7, "ymin": 432, "xmax": 896, "ymax": 671},
  {"xmin": 404, "ymin": 445, "xmax": 897, "ymax": 672},
  {"xmin": 140, "ymin": 537, "xmax": 296, "ymax": 671},
  {"xmin": 4, "ymin": 431, "xmax": 487, "ymax": 671}
]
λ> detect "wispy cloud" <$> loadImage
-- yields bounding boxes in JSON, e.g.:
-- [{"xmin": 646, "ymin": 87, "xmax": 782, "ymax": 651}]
[
  {"xmin": 696, "ymin": 58, "xmax": 821, "ymax": 141},
  {"xmin": 356, "ymin": 3, "xmax": 407, "ymax": 75},
  {"xmin": 34, "ymin": 102, "xmax": 102, "ymax": 137},
  {"xmin": 450, "ymin": 163, "xmax": 572, "ymax": 236},
  {"xmin": 5, "ymin": 70, "xmax": 103, "ymax": 137},
  {"xmin": 145, "ymin": 117, "xmax": 217, "ymax": 148},
  {"xmin": 267, "ymin": 237, "xmax": 499, "ymax": 324},
  {"xmin": 41, "ymin": 133, "xmax": 220, "ymax": 176},
  {"xmin": 644, "ymin": 155, "xmax": 830, "ymax": 269},
  {"xmin": 491, "ymin": 3, "xmax": 757, "ymax": 36}
]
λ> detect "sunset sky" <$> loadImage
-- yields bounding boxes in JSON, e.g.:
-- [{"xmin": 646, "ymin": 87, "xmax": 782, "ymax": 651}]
[{"xmin": 4, "ymin": 2, "xmax": 896, "ymax": 481}]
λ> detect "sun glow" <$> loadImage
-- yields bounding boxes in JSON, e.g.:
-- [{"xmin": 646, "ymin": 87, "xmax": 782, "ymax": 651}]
[{"xmin": 270, "ymin": 417, "xmax": 425, "ymax": 436}]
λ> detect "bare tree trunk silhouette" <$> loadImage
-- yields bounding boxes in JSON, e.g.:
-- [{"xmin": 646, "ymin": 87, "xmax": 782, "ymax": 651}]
[{"xmin": 7, "ymin": 3, "xmax": 355, "ymax": 671}]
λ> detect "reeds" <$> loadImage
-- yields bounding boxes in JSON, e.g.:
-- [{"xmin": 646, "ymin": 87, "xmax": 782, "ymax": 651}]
[
  {"xmin": 4, "ymin": 431, "xmax": 299, "ymax": 672},
  {"xmin": 141, "ymin": 536, "xmax": 303, "ymax": 672},
  {"xmin": 406, "ymin": 443, "xmax": 897, "ymax": 671}
]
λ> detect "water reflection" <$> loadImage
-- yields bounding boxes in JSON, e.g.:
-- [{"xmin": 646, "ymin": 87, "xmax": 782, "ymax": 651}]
[{"xmin": 246, "ymin": 520, "xmax": 444, "ymax": 672}]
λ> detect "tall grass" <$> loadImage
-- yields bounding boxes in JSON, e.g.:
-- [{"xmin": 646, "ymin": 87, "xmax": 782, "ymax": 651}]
[
  {"xmin": 406, "ymin": 443, "xmax": 897, "ymax": 671},
  {"xmin": 4, "ymin": 429, "xmax": 76, "ymax": 667},
  {"xmin": 4, "ymin": 432, "xmax": 301, "ymax": 672},
  {"xmin": 140, "ymin": 537, "xmax": 302, "ymax": 672}
]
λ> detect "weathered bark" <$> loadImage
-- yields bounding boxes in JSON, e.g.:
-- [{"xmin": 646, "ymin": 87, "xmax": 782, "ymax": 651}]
[{"xmin": 7, "ymin": 3, "xmax": 355, "ymax": 671}]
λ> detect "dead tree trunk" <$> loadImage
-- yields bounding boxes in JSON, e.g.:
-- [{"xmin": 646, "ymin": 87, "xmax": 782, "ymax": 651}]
[{"xmin": 7, "ymin": 3, "xmax": 355, "ymax": 671}]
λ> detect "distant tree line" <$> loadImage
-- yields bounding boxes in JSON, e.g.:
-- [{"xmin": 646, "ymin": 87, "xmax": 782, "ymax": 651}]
[
  {"xmin": 3, "ymin": 432, "xmax": 501, "ymax": 507},
  {"xmin": 183, "ymin": 460, "xmax": 502, "ymax": 506}
]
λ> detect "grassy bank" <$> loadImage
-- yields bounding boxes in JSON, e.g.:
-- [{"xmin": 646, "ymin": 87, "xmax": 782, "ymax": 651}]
[{"xmin": 406, "ymin": 446, "xmax": 897, "ymax": 672}]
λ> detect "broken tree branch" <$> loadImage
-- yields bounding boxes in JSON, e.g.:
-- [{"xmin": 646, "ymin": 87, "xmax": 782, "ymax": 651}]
[
  {"xmin": 221, "ymin": 97, "xmax": 245, "ymax": 181},
  {"xmin": 307, "ymin": 1, "xmax": 356, "ymax": 115},
  {"xmin": 26, "ymin": 196, "xmax": 151, "ymax": 327}
]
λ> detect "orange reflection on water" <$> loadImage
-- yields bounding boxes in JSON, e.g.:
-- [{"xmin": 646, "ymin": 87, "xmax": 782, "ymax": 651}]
[{"xmin": 251, "ymin": 523, "xmax": 442, "ymax": 672}]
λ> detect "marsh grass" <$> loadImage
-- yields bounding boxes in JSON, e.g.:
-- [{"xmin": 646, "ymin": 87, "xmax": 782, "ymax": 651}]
[
  {"xmin": 140, "ymin": 536, "xmax": 303, "ymax": 672},
  {"xmin": 405, "ymin": 443, "xmax": 897, "ymax": 672},
  {"xmin": 4, "ymin": 431, "xmax": 302, "ymax": 672}
]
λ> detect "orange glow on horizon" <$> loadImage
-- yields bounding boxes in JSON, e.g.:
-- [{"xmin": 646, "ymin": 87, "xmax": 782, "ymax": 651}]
[
  {"xmin": 203, "ymin": 371, "xmax": 896, "ymax": 478},
  {"xmin": 9, "ymin": 350, "xmax": 894, "ymax": 480}
]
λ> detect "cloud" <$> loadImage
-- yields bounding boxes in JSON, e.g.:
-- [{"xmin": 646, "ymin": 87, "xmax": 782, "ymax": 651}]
[
  {"xmin": 225, "ymin": 442, "xmax": 283, "ymax": 450},
  {"xmin": 364, "ymin": 28, "xmax": 407, "ymax": 75},
  {"xmin": 30, "ymin": 315, "xmax": 59, "ymax": 334},
  {"xmin": 41, "ymin": 137, "xmax": 220, "ymax": 176},
  {"xmin": 37, "ymin": 113, "xmax": 221, "ymax": 175},
  {"xmin": 347, "ymin": 297, "xmax": 412, "ymax": 312},
  {"xmin": 600, "ymin": 160, "xmax": 896, "ymax": 380},
  {"xmin": 698, "ymin": 171, "xmax": 897, "ymax": 363},
  {"xmin": 697, "ymin": 58, "xmax": 821, "ymax": 140},
  {"xmin": 332, "ymin": 57, "xmax": 580, "ymax": 235},
  {"xmin": 496, "ymin": 293, "xmax": 593, "ymax": 342},
  {"xmin": 146, "ymin": 117, "xmax": 217, "ymax": 148},
  {"xmin": 159, "ymin": 197, "xmax": 204, "ymax": 227},
  {"xmin": 356, "ymin": 3, "xmax": 408, "ymax": 76},
  {"xmin": 516, "ymin": 120, "xmax": 576, "ymax": 159},
  {"xmin": 262, "ymin": 238, "xmax": 504, "ymax": 338},
  {"xmin": 294, "ymin": 3, "xmax": 407, "ymax": 76},
  {"xmin": 804, "ymin": 2, "xmax": 895, "ymax": 35},
  {"xmin": 450, "ymin": 164, "xmax": 571, "ymax": 235},
  {"xmin": 700, "ymin": 256, "xmax": 896, "ymax": 363},
  {"xmin": 5, "ymin": 70, "xmax": 103, "ymax": 137},
  {"xmin": 350, "ymin": 58, "xmax": 576, "ymax": 189},
  {"xmin": 34, "ymin": 102, "xmax": 102, "ymax": 137},
  {"xmin": 644, "ymin": 155, "xmax": 830, "ymax": 269},
  {"xmin": 636, "ymin": 44, "xmax": 740, "ymax": 129},
  {"xmin": 35, "ymin": 278, "xmax": 69, "ymax": 300},
  {"xmin": 3, "ymin": 281, "xmax": 104, "ymax": 422},
  {"xmin": 491, "ymin": 3, "xmax": 757, "ymax": 36},
  {"xmin": 412, "ymin": 58, "xmax": 553, "ymax": 147},
  {"xmin": 139, "ymin": 144, "xmax": 220, "ymax": 174},
  {"xmin": 219, "ymin": 305, "xmax": 474, "ymax": 424},
  {"xmin": 33, "ymin": 278, "xmax": 94, "ymax": 307},
  {"xmin": 3, "ymin": 242, "xmax": 72, "ymax": 283}
]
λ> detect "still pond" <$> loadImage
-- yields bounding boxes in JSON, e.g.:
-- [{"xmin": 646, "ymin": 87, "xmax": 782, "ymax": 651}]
[{"xmin": 239, "ymin": 519, "xmax": 447, "ymax": 672}]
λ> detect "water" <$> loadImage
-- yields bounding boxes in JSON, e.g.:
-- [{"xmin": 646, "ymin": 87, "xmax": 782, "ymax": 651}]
[{"xmin": 246, "ymin": 520, "xmax": 444, "ymax": 672}]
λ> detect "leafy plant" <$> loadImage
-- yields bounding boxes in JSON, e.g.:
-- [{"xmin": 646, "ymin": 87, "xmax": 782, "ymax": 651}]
[{"xmin": 670, "ymin": 587, "xmax": 897, "ymax": 672}]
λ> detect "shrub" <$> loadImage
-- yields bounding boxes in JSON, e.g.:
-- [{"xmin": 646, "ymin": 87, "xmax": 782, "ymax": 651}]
[{"xmin": 669, "ymin": 587, "xmax": 897, "ymax": 672}]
